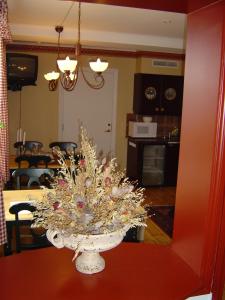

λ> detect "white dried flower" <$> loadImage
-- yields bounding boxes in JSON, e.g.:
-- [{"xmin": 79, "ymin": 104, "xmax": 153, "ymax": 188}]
[
  {"xmin": 111, "ymin": 186, "xmax": 120, "ymax": 197},
  {"xmin": 85, "ymin": 177, "xmax": 92, "ymax": 188},
  {"xmin": 102, "ymin": 157, "xmax": 107, "ymax": 165},
  {"xmin": 123, "ymin": 185, "xmax": 134, "ymax": 194}
]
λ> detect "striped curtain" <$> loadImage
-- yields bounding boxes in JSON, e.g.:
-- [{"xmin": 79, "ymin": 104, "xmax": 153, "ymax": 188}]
[{"xmin": 0, "ymin": 0, "xmax": 11, "ymax": 245}]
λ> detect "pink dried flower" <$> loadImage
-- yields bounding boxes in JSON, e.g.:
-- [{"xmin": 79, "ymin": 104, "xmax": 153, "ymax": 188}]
[
  {"xmin": 53, "ymin": 201, "xmax": 60, "ymax": 210},
  {"xmin": 58, "ymin": 179, "xmax": 67, "ymax": 186},
  {"xmin": 77, "ymin": 201, "xmax": 85, "ymax": 209},
  {"xmin": 104, "ymin": 177, "xmax": 112, "ymax": 187},
  {"xmin": 79, "ymin": 159, "xmax": 85, "ymax": 167}
]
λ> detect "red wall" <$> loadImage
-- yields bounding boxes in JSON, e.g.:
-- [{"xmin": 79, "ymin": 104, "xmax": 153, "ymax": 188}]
[{"xmin": 172, "ymin": 0, "xmax": 225, "ymax": 275}]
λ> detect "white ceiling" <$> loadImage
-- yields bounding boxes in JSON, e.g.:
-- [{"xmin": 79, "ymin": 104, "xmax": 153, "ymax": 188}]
[{"xmin": 7, "ymin": 0, "xmax": 187, "ymax": 53}]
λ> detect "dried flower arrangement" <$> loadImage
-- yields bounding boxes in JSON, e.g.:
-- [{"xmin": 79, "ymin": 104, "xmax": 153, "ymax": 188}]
[{"xmin": 33, "ymin": 127, "xmax": 146, "ymax": 236}]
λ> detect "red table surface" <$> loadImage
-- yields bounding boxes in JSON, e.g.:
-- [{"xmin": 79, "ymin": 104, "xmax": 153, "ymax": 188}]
[{"xmin": 0, "ymin": 243, "xmax": 201, "ymax": 300}]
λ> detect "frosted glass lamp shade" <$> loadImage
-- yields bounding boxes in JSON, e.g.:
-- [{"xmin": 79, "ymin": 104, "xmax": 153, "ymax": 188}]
[
  {"xmin": 44, "ymin": 71, "xmax": 60, "ymax": 81},
  {"xmin": 57, "ymin": 56, "xmax": 78, "ymax": 73},
  {"xmin": 89, "ymin": 58, "xmax": 109, "ymax": 73}
]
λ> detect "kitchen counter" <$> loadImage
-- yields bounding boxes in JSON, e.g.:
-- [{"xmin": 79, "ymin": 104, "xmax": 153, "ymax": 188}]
[{"xmin": 128, "ymin": 136, "xmax": 180, "ymax": 144}]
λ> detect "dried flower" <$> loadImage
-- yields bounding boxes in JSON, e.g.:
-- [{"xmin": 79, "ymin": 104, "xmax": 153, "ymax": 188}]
[
  {"xmin": 85, "ymin": 177, "xmax": 92, "ymax": 188},
  {"xmin": 32, "ymin": 127, "xmax": 146, "ymax": 235},
  {"xmin": 53, "ymin": 201, "xmax": 60, "ymax": 210}
]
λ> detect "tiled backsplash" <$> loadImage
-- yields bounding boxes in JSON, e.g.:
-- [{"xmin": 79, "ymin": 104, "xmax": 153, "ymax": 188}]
[{"xmin": 126, "ymin": 113, "xmax": 181, "ymax": 137}]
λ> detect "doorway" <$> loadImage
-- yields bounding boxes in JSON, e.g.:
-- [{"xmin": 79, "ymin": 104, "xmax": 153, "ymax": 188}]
[{"xmin": 58, "ymin": 68, "xmax": 118, "ymax": 156}]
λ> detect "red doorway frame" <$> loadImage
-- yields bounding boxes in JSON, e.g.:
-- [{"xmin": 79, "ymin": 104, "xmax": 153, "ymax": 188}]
[{"xmin": 7, "ymin": 0, "xmax": 225, "ymax": 298}]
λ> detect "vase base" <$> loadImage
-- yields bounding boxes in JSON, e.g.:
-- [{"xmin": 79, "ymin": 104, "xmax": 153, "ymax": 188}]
[{"xmin": 75, "ymin": 252, "xmax": 105, "ymax": 274}]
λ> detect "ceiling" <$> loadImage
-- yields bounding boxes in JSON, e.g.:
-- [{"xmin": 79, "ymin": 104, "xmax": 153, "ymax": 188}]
[
  {"xmin": 75, "ymin": 0, "xmax": 219, "ymax": 13},
  {"xmin": 7, "ymin": 0, "xmax": 187, "ymax": 54}
]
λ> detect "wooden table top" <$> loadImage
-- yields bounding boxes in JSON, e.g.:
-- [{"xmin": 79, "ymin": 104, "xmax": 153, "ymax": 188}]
[
  {"xmin": 0, "ymin": 244, "xmax": 201, "ymax": 300},
  {"xmin": 3, "ymin": 189, "xmax": 47, "ymax": 221},
  {"xmin": 9, "ymin": 154, "xmax": 61, "ymax": 169}
]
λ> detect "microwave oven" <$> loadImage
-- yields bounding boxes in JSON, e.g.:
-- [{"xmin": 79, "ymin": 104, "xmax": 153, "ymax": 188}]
[{"xmin": 128, "ymin": 121, "xmax": 157, "ymax": 138}]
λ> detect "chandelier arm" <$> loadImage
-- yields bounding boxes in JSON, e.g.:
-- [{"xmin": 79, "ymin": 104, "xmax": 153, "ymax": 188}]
[
  {"xmin": 59, "ymin": 68, "xmax": 79, "ymax": 91},
  {"xmin": 80, "ymin": 66, "xmax": 105, "ymax": 89},
  {"xmin": 60, "ymin": 75, "xmax": 76, "ymax": 91},
  {"xmin": 49, "ymin": 79, "xmax": 58, "ymax": 92}
]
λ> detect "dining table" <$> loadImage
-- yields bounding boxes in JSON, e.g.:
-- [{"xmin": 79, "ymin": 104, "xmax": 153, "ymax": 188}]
[
  {"xmin": 0, "ymin": 242, "xmax": 201, "ymax": 300},
  {"xmin": 9, "ymin": 154, "xmax": 60, "ymax": 169},
  {"xmin": 3, "ymin": 189, "xmax": 46, "ymax": 222},
  {"xmin": 3, "ymin": 189, "xmax": 47, "ymax": 255}
]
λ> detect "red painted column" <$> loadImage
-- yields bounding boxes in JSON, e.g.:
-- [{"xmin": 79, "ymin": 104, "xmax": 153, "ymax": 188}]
[{"xmin": 172, "ymin": 0, "xmax": 225, "ymax": 279}]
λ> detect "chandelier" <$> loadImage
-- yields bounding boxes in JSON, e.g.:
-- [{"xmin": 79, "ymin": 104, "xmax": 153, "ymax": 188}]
[{"xmin": 44, "ymin": 1, "xmax": 109, "ymax": 91}]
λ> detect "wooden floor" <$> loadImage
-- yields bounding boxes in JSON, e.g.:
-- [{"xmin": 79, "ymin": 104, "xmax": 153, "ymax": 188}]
[
  {"xmin": 143, "ymin": 186, "xmax": 176, "ymax": 245},
  {"xmin": 143, "ymin": 186, "xmax": 176, "ymax": 206}
]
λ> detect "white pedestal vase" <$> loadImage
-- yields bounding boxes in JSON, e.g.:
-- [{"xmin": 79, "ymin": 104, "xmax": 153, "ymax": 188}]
[
  {"xmin": 46, "ymin": 227, "xmax": 129, "ymax": 274},
  {"xmin": 76, "ymin": 252, "xmax": 105, "ymax": 274}
]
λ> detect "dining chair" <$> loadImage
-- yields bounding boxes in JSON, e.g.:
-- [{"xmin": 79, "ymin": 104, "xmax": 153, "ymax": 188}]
[
  {"xmin": 14, "ymin": 141, "xmax": 43, "ymax": 155},
  {"xmin": 49, "ymin": 141, "xmax": 78, "ymax": 154},
  {"xmin": 49, "ymin": 141, "xmax": 78, "ymax": 159},
  {"xmin": 12, "ymin": 168, "xmax": 54, "ymax": 189},
  {"xmin": 15, "ymin": 154, "xmax": 52, "ymax": 168},
  {"xmin": 9, "ymin": 202, "xmax": 51, "ymax": 253},
  {"xmin": 123, "ymin": 227, "xmax": 140, "ymax": 243}
]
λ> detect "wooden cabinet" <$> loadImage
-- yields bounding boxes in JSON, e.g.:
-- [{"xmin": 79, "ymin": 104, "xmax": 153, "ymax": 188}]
[
  {"xmin": 133, "ymin": 73, "xmax": 184, "ymax": 116},
  {"xmin": 164, "ymin": 142, "xmax": 180, "ymax": 186},
  {"xmin": 126, "ymin": 138, "xmax": 180, "ymax": 186},
  {"xmin": 126, "ymin": 140, "xmax": 143, "ymax": 182}
]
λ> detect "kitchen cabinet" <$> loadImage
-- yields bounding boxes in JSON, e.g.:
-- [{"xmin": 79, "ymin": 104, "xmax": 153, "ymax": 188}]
[
  {"xmin": 133, "ymin": 73, "xmax": 184, "ymax": 116},
  {"xmin": 126, "ymin": 138, "xmax": 180, "ymax": 186},
  {"xmin": 164, "ymin": 141, "xmax": 180, "ymax": 185}
]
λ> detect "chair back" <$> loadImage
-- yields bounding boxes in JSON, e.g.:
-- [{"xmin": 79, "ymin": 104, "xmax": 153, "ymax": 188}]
[
  {"xmin": 12, "ymin": 168, "xmax": 54, "ymax": 189},
  {"xmin": 9, "ymin": 202, "xmax": 51, "ymax": 253},
  {"xmin": 123, "ymin": 227, "xmax": 140, "ymax": 243},
  {"xmin": 14, "ymin": 141, "xmax": 43, "ymax": 155},
  {"xmin": 49, "ymin": 141, "xmax": 77, "ymax": 158}
]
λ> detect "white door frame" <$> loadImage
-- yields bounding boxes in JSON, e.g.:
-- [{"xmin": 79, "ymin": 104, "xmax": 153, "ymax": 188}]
[{"xmin": 58, "ymin": 68, "xmax": 118, "ymax": 156}]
